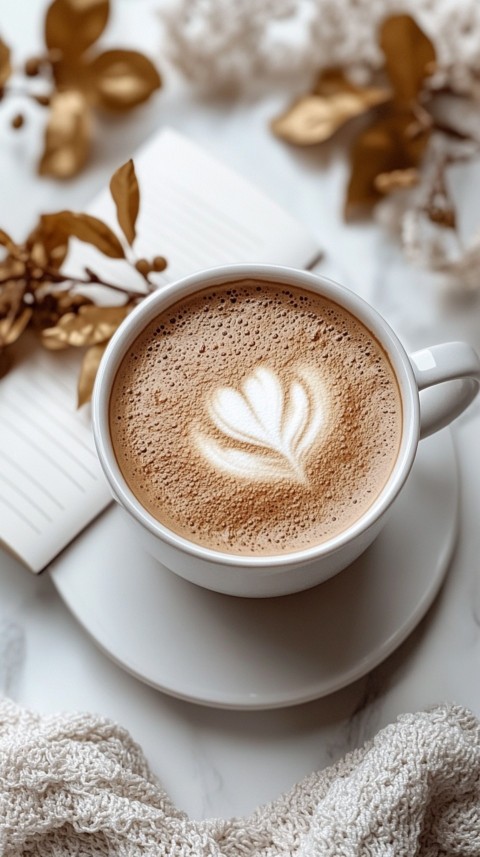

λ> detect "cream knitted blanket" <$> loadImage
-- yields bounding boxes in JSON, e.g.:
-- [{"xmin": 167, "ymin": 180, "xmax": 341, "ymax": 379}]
[{"xmin": 1, "ymin": 699, "xmax": 479, "ymax": 856}]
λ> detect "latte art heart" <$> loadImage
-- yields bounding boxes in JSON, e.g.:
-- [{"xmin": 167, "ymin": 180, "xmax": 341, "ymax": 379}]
[{"xmin": 194, "ymin": 366, "xmax": 329, "ymax": 483}]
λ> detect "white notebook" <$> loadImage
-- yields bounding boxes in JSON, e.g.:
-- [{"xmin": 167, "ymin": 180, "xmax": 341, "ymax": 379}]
[{"xmin": 0, "ymin": 128, "xmax": 319, "ymax": 573}]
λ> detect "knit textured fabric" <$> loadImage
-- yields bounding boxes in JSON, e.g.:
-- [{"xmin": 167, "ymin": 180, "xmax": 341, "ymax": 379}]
[{"xmin": 1, "ymin": 700, "xmax": 480, "ymax": 856}]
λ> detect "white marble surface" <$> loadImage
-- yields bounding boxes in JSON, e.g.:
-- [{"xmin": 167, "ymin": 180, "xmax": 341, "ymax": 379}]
[{"xmin": 2, "ymin": 0, "xmax": 480, "ymax": 822}]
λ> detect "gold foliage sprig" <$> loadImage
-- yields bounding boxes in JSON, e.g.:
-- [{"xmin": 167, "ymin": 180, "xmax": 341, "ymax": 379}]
[
  {"xmin": 0, "ymin": 158, "xmax": 167, "ymax": 406},
  {"xmin": 272, "ymin": 14, "xmax": 469, "ymax": 222},
  {"xmin": 0, "ymin": 0, "xmax": 161, "ymax": 178}
]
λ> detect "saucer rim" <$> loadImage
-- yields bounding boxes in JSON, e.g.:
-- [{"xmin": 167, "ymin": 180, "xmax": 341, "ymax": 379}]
[{"xmin": 51, "ymin": 429, "xmax": 459, "ymax": 710}]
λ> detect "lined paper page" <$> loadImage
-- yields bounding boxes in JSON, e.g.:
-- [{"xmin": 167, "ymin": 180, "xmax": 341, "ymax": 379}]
[
  {"xmin": 0, "ymin": 128, "xmax": 319, "ymax": 572},
  {"xmin": 0, "ymin": 341, "xmax": 110, "ymax": 571},
  {"xmin": 66, "ymin": 128, "xmax": 319, "ymax": 284}
]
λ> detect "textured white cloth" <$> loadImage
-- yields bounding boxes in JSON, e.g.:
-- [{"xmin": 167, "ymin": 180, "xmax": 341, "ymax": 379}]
[{"xmin": 1, "ymin": 700, "xmax": 480, "ymax": 856}]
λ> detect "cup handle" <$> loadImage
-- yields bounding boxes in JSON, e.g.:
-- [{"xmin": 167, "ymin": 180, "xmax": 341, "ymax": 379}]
[{"xmin": 409, "ymin": 341, "xmax": 480, "ymax": 439}]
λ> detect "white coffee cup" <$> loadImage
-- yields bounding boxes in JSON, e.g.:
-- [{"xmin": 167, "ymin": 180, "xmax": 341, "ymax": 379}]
[{"xmin": 92, "ymin": 265, "xmax": 480, "ymax": 597}]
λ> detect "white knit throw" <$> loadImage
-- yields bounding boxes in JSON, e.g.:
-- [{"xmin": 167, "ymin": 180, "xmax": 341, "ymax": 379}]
[{"xmin": 1, "ymin": 701, "xmax": 480, "ymax": 856}]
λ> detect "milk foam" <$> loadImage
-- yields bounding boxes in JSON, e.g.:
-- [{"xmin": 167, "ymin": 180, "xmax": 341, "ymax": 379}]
[
  {"xmin": 109, "ymin": 280, "xmax": 403, "ymax": 556},
  {"xmin": 194, "ymin": 365, "xmax": 329, "ymax": 483}
]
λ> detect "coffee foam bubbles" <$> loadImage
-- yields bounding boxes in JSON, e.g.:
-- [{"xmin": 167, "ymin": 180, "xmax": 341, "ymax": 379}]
[
  {"xmin": 194, "ymin": 364, "xmax": 331, "ymax": 483},
  {"xmin": 109, "ymin": 280, "xmax": 403, "ymax": 556}
]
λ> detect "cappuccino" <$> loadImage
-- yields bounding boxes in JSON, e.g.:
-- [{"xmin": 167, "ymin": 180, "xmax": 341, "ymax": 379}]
[{"xmin": 110, "ymin": 280, "xmax": 402, "ymax": 556}]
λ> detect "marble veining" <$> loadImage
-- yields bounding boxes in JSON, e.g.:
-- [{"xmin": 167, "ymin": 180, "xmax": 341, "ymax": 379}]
[{"xmin": 1, "ymin": 0, "xmax": 480, "ymax": 822}]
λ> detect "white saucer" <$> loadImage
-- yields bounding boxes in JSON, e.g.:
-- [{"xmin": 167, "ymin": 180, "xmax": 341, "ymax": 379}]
[{"xmin": 50, "ymin": 429, "xmax": 458, "ymax": 710}]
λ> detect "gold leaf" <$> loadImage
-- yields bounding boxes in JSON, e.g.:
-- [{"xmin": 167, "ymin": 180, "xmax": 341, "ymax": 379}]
[
  {"xmin": 88, "ymin": 50, "xmax": 161, "ymax": 111},
  {"xmin": 428, "ymin": 206, "xmax": 456, "ymax": 229},
  {"xmin": 0, "ymin": 309, "xmax": 32, "ymax": 346},
  {"xmin": 0, "ymin": 229, "xmax": 16, "ymax": 254},
  {"xmin": 0, "ymin": 279, "xmax": 24, "ymax": 318},
  {"xmin": 31, "ymin": 290, "xmax": 93, "ymax": 332},
  {"xmin": 51, "ymin": 54, "xmax": 89, "ymax": 94},
  {"xmin": 314, "ymin": 69, "xmax": 389, "ymax": 103},
  {"xmin": 28, "ymin": 216, "xmax": 69, "ymax": 270},
  {"xmin": 39, "ymin": 90, "xmax": 91, "ymax": 179},
  {"xmin": 45, "ymin": 0, "xmax": 109, "ymax": 56},
  {"xmin": 0, "ymin": 348, "xmax": 10, "ymax": 379},
  {"xmin": 77, "ymin": 341, "xmax": 107, "ymax": 407},
  {"xmin": 345, "ymin": 111, "xmax": 430, "ymax": 219},
  {"xmin": 55, "ymin": 291, "xmax": 94, "ymax": 313},
  {"xmin": 42, "ymin": 303, "xmax": 129, "ymax": 348},
  {"xmin": 272, "ymin": 71, "xmax": 390, "ymax": 145},
  {"xmin": 39, "ymin": 334, "xmax": 70, "ymax": 351},
  {"xmin": 379, "ymin": 15, "xmax": 436, "ymax": 105},
  {"xmin": 374, "ymin": 167, "xmax": 419, "ymax": 194},
  {"xmin": 0, "ymin": 37, "xmax": 11, "ymax": 87},
  {"xmin": 41, "ymin": 210, "xmax": 125, "ymax": 258},
  {"xmin": 109, "ymin": 159, "xmax": 139, "ymax": 246}
]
